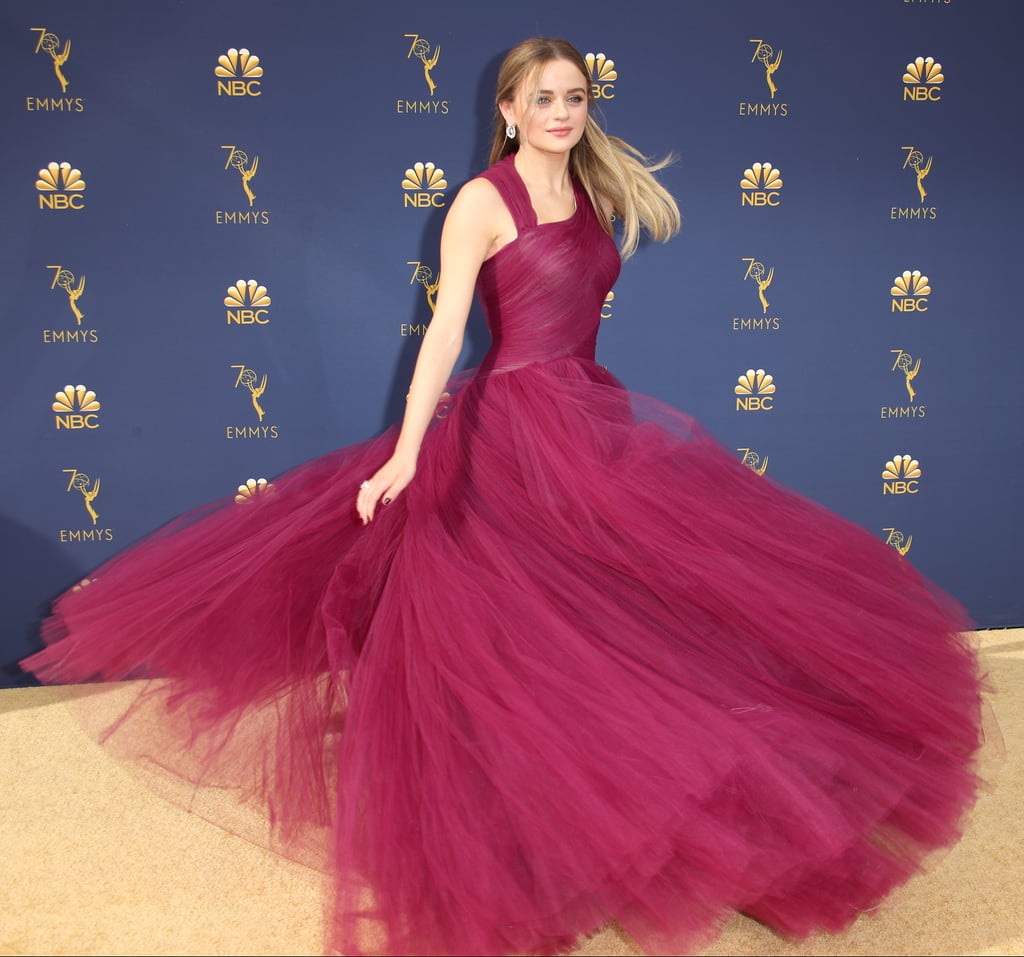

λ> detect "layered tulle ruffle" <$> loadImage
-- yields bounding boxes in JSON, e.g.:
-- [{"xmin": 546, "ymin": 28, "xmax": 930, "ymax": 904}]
[{"xmin": 23, "ymin": 357, "xmax": 985, "ymax": 956}]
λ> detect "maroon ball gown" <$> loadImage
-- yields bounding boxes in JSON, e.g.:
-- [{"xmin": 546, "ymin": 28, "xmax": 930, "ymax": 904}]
[{"xmin": 23, "ymin": 153, "xmax": 986, "ymax": 957}]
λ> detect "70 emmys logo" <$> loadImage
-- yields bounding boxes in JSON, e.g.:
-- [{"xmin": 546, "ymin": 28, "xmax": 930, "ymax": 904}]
[
  {"xmin": 903, "ymin": 56, "xmax": 943, "ymax": 101},
  {"xmin": 215, "ymin": 48, "xmax": 262, "ymax": 96},
  {"xmin": 53, "ymin": 384, "xmax": 100, "ymax": 429},
  {"xmin": 222, "ymin": 145, "xmax": 258, "ymax": 206},
  {"xmin": 225, "ymin": 279, "xmax": 271, "ymax": 325},
  {"xmin": 48, "ymin": 265, "xmax": 86, "ymax": 324},
  {"xmin": 740, "ymin": 162, "xmax": 782, "ymax": 206},
  {"xmin": 63, "ymin": 468, "xmax": 100, "ymax": 525},
  {"xmin": 883, "ymin": 527, "xmax": 913, "ymax": 557},
  {"xmin": 750, "ymin": 40, "xmax": 782, "ymax": 98},
  {"xmin": 585, "ymin": 53, "xmax": 617, "ymax": 99},
  {"xmin": 405, "ymin": 34, "xmax": 440, "ymax": 95},
  {"xmin": 31, "ymin": 27, "xmax": 71, "ymax": 91},
  {"xmin": 36, "ymin": 161, "xmax": 85, "ymax": 209},
  {"xmin": 403, "ymin": 162, "xmax": 447, "ymax": 207},
  {"xmin": 232, "ymin": 365, "xmax": 266, "ymax": 421},
  {"xmin": 738, "ymin": 447, "xmax": 769, "ymax": 475}
]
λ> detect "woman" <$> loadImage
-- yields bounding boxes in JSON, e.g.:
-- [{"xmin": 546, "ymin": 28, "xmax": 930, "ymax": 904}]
[{"xmin": 24, "ymin": 38, "xmax": 986, "ymax": 957}]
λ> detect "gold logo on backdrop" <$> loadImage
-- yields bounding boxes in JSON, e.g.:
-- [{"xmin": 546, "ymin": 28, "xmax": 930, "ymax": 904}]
[
  {"xmin": 750, "ymin": 40, "xmax": 782, "ymax": 98},
  {"xmin": 882, "ymin": 349, "xmax": 926, "ymax": 419},
  {"xmin": 883, "ymin": 527, "xmax": 913, "ymax": 556},
  {"xmin": 64, "ymin": 468, "xmax": 100, "ymax": 524},
  {"xmin": 235, "ymin": 477, "xmax": 274, "ymax": 503},
  {"xmin": 734, "ymin": 259, "xmax": 780, "ymax": 331},
  {"xmin": 402, "ymin": 162, "xmax": 447, "ymax": 208},
  {"xmin": 744, "ymin": 259, "xmax": 773, "ymax": 313},
  {"xmin": 892, "ymin": 147, "xmax": 937, "ymax": 219},
  {"xmin": 48, "ymin": 265, "xmax": 86, "ymax": 324},
  {"xmin": 737, "ymin": 448, "xmax": 769, "ymax": 475},
  {"xmin": 735, "ymin": 368, "xmax": 775, "ymax": 411},
  {"xmin": 402, "ymin": 262, "xmax": 437, "ymax": 336},
  {"xmin": 222, "ymin": 146, "xmax": 258, "ymax": 206},
  {"xmin": 882, "ymin": 454, "xmax": 921, "ymax": 494},
  {"xmin": 411, "ymin": 263, "xmax": 439, "ymax": 312},
  {"xmin": 740, "ymin": 163, "xmax": 782, "ymax": 206},
  {"xmin": 405, "ymin": 35, "xmax": 440, "ymax": 94},
  {"xmin": 890, "ymin": 349, "xmax": 921, "ymax": 403},
  {"xmin": 602, "ymin": 290, "xmax": 615, "ymax": 320},
  {"xmin": 232, "ymin": 365, "xmax": 267, "ymax": 421},
  {"xmin": 585, "ymin": 52, "xmax": 617, "ymax": 99},
  {"xmin": 31, "ymin": 28, "xmax": 71, "ymax": 91},
  {"xmin": 225, "ymin": 279, "xmax": 271, "ymax": 325},
  {"xmin": 36, "ymin": 161, "xmax": 85, "ymax": 209},
  {"xmin": 903, "ymin": 56, "xmax": 943, "ymax": 101},
  {"xmin": 215, "ymin": 48, "xmax": 263, "ymax": 96},
  {"xmin": 891, "ymin": 269, "xmax": 930, "ymax": 312},
  {"xmin": 42, "ymin": 265, "xmax": 96, "ymax": 343},
  {"xmin": 902, "ymin": 146, "xmax": 932, "ymax": 203},
  {"xmin": 53, "ymin": 384, "xmax": 100, "ymax": 430}
]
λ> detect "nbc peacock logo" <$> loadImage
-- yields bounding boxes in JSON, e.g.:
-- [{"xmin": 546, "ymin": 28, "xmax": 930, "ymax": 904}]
[
  {"xmin": 903, "ymin": 55, "xmax": 943, "ymax": 102},
  {"xmin": 53, "ymin": 383, "xmax": 100, "ymax": 430},
  {"xmin": 586, "ymin": 52, "xmax": 617, "ymax": 99},
  {"xmin": 738, "ymin": 448, "xmax": 769, "ymax": 475},
  {"xmin": 735, "ymin": 368, "xmax": 775, "ymax": 411},
  {"xmin": 234, "ymin": 477, "xmax": 275, "ymax": 503},
  {"xmin": 602, "ymin": 290, "xmax": 615, "ymax": 320},
  {"xmin": 740, "ymin": 162, "xmax": 782, "ymax": 207},
  {"xmin": 882, "ymin": 454, "xmax": 921, "ymax": 494},
  {"xmin": 36, "ymin": 161, "xmax": 85, "ymax": 210},
  {"xmin": 225, "ymin": 279, "xmax": 271, "ymax": 325},
  {"xmin": 891, "ymin": 269, "xmax": 931, "ymax": 312},
  {"xmin": 215, "ymin": 47, "xmax": 263, "ymax": 96},
  {"xmin": 402, "ymin": 162, "xmax": 447, "ymax": 208},
  {"xmin": 883, "ymin": 527, "xmax": 913, "ymax": 557}
]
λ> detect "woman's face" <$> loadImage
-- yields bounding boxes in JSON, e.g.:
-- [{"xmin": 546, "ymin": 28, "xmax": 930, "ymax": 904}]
[{"xmin": 503, "ymin": 58, "xmax": 589, "ymax": 157}]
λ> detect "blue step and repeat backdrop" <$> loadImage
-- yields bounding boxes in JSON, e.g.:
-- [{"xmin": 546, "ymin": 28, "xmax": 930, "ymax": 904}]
[{"xmin": 2, "ymin": 0, "xmax": 1021, "ymax": 688}]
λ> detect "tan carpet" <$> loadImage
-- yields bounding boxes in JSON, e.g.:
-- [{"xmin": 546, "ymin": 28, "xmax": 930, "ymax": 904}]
[{"xmin": 2, "ymin": 627, "xmax": 1021, "ymax": 957}]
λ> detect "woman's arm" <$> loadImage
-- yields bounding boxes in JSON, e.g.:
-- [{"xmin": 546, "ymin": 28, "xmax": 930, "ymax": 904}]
[{"xmin": 356, "ymin": 177, "xmax": 503, "ymax": 524}]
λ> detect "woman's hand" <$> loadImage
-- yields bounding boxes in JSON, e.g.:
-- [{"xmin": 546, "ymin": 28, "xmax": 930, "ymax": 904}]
[{"xmin": 356, "ymin": 455, "xmax": 417, "ymax": 525}]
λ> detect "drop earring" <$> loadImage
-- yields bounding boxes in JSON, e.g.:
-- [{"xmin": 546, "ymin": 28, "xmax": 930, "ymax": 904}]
[{"xmin": 506, "ymin": 122, "xmax": 516, "ymax": 139}]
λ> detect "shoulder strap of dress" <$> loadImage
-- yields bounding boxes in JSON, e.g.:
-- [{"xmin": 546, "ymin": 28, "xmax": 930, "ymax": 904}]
[{"xmin": 476, "ymin": 154, "xmax": 536, "ymax": 230}]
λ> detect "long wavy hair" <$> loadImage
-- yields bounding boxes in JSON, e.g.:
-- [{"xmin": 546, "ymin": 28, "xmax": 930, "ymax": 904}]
[{"xmin": 488, "ymin": 37, "xmax": 680, "ymax": 259}]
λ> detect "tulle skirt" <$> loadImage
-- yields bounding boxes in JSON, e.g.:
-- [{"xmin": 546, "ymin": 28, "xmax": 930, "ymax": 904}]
[{"xmin": 23, "ymin": 356, "xmax": 987, "ymax": 956}]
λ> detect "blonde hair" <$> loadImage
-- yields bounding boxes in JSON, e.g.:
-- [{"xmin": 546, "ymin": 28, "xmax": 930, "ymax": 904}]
[{"xmin": 489, "ymin": 37, "xmax": 681, "ymax": 260}]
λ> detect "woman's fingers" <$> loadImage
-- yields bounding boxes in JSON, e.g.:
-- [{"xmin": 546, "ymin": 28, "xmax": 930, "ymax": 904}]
[{"xmin": 356, "ymin": 468, "xmax": 410, "ymax": 524}]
